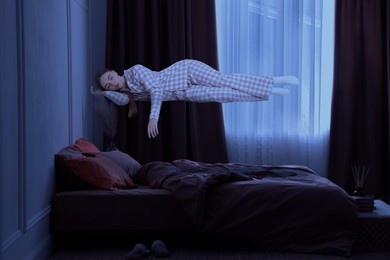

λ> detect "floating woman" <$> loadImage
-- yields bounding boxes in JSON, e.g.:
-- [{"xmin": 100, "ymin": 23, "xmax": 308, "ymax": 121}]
[{"xmin": 91, "ymin": 59, "xmax": 299, "ymax": 139}]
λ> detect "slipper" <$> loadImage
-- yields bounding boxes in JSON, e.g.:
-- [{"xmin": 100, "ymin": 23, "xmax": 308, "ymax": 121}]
[
  {"xmin": 150, "ymin": 240, "xmax": 170, "ymax": 258},
  {"xmin": 126, "ymin": 243, "xmax": 149, "ymax": 259}
]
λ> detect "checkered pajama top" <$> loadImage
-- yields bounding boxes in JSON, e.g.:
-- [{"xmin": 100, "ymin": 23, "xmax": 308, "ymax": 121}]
[{"xmin": 123, "ymin": 59, "xmax": 273, "ymax": 121}]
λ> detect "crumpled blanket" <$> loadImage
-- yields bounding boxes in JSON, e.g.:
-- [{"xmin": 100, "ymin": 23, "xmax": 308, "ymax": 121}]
[{"xmin": 134, "ymin": 159, "xmax": 358, "ymax": 256}]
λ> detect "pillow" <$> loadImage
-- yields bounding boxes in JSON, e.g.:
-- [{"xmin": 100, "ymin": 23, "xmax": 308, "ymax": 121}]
[
  {"xmin": 89, "ymin": 150, "xmax": 142, "ymax": 178},
  {"xmin": 55, "ymin": 146, "xmax": 94, "ymax": 191},
  {"xmin": 64, "ymin": 154, "xmax": 137, "ymax": 190},
  {"xmin": 56, "ymin": 146, "xmax": 83, "ymax": 159},
  {"xmin": 72, "ymin": 138, "xmax": 100, "ymax": 153},
  {"xmin": 104, "ymin": 91, "xmax": 129, "ymax": 106}
]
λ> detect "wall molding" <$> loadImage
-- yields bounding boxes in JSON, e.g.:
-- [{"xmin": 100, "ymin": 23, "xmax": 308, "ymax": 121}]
[
  {"xmin": 67, "ymin": 0, "xmax": 74, "ymax": 144},
  {"xmin": 26, "ymin": 206, "xmax": 51, "ymax": 231},
  {"xmin": 2, "ymin": 230, "xmax": 22, "ymax": 251},
  {"xmin": 24, "ymin": 235, "xmax": 52, "ymax": 260},
  {"xmin": 2, "ymin": 214, "xmax": 52, "ymax": 259},
  {"xmin": 73, "ymin": 0, "xmax": 88, "ymax": 12},
  {"xmin": 3, "ymin": 207, "xmax": 52, "ymax": 252},
  {"xmin": 87, "ymin": 0, "xmax": 93, "ymax": 142},
  {"xmin": 16, "ymin": 0, "xmax": 27, "ymax": 235}
]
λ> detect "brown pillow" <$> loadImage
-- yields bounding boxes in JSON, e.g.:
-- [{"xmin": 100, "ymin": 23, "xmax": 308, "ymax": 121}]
[
  {"xmin": 64, "ymin": 154, "xmax": 137, "ymax": 190},
  {"xmin": 72, "ymin": 138, "xmax": 100, "ymax": 153}
]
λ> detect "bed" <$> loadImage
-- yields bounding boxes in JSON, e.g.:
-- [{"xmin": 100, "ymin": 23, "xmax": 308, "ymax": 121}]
[{"xmin": 51, "ymin": 139, "xmax": 358, "ymax": 257}]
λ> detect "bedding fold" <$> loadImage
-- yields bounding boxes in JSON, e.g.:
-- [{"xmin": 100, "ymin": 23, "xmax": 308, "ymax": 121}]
[{"xmin": 135, "ymin": 159, "xmax": 358, "ymax": 256}]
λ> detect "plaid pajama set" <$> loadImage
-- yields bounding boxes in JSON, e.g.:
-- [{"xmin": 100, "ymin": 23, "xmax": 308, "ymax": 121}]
[{"xmin": 123, "ymin": 59, "xmax": 273, "ymax": 120}]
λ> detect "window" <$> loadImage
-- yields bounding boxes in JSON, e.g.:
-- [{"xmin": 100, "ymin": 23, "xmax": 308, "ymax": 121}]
[{"xmin": 216, "ymin": 0, "xmax": 335, "ymax": 176}]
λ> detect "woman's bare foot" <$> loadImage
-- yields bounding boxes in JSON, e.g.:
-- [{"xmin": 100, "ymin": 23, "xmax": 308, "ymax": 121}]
[
  {"xmin": 273, "ymin": 76, "xmax": 299, "ymax": 86},
  {"xmin": 270, "ymin": 87, "xmax": 290, "ymax": 96}
]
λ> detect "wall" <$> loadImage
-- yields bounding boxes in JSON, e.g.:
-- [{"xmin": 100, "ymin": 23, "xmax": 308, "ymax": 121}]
[{"xmin": 0, "ymin": 0, "xmax": 106, "ymax": 259}]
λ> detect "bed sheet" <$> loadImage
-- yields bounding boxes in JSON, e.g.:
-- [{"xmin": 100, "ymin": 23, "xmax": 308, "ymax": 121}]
[{"xmin": 134, "ymin": 159, "xmax": 358, "ymax": 256}]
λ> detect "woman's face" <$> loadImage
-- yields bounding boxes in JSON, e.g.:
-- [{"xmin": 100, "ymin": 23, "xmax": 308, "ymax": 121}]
[{"xmin": 99, "ymin": 70, "xmax": 123, "ymax": 91}]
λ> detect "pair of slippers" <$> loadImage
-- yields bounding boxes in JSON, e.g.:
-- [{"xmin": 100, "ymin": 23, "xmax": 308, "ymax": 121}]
[{"xmin": 126, "ymin": 240, "xmax": 170, "ymax": 259}]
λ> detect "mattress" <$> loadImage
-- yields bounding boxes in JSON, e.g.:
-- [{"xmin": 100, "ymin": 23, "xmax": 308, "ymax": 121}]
[{"xmin": 51, "ymin": 185, "xmax": 195, "ymax": 234}]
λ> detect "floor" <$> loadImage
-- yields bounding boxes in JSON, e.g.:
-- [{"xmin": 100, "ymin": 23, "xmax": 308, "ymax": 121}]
[
  {"xmin": 49, "ymin": 200, "xmax": 390, "ymax": 259},
  {"xmin": 49, "ymin": 248, "xmax": 390, "ymax": 260},
  {"xmin": 48, "ymin": 235, "xmax": 390, "ymax": 260}
]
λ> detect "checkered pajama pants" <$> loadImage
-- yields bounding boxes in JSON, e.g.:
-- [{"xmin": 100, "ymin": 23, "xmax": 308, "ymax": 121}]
[{"xmin": 181, "ymin": 59, "xmax": 273, "ymax": 103}]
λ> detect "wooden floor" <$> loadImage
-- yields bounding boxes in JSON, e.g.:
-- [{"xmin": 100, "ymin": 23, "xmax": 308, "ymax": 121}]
[
  {"xmin": 48, "ymin": 235, "xmax": 390, "ymax": 260},
  {"xmin": 49, "ymin": 248, "xmax": 390, "ymax": 260},
  {"xmin": 49, "ymin": 200, "xmax": 390, "ymax": 259}
]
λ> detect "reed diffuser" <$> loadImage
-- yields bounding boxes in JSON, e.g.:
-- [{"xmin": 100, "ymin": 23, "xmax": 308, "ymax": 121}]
[{"xmin": 351, "ymin": 165, "xmax": 370, "ymax": 196}]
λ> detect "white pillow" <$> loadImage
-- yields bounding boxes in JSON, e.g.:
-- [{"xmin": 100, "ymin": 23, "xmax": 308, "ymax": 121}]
[{"xmin": 103, "ymin": 91, "xmax": 129, "ymax": 106}]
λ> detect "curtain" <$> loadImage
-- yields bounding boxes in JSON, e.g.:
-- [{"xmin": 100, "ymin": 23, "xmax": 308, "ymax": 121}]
[
  {"xmin": 328, "ymin": 0, "xmax": 390, "ymax": 202},
  {"xmin": 104, "ymin": 0, "xmax": 228, "ymax": 165},
  {"xmin": 215, "ymin": 0, "xmax": 334, "ymax": 176}
]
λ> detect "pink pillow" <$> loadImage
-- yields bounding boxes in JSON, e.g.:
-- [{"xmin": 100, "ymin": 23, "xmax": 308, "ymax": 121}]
[
  {"xmin": 64, "ymin": 155, "xmax": 137, "ymax": 190},
  {"xmin": 72, "ymin": 138, "xmax": 100, "ymax": 153}
]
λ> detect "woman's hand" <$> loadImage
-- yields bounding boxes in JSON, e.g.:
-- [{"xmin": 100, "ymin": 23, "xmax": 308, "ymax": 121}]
[
  {"xmin": 90, "ymin": 86, "xmax": 105, "ymax": 96},
  {"xmin": 147, "ymin": 119, "xmax": 159, "ymax": 139}
]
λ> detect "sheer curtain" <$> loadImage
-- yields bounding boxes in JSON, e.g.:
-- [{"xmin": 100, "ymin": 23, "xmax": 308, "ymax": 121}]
[{"xmin": 215, "ymin": 0, "xmax": 334, "ymax": 176}]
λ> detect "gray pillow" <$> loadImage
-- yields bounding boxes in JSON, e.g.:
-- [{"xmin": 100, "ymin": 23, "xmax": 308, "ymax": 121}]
[{"xmin": 93, "ymin": 150, "xmax": 142, "ymax": 178}]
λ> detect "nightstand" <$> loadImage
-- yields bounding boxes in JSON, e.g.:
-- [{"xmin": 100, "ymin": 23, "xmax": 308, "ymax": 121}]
[{"xmin": 355, "ymin": 200, "xmax": 390, "ymax": 250}]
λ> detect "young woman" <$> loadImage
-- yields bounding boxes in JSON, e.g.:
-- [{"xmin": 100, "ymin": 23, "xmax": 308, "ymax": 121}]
[{"xmin": 91, "ymin": 59, "xmax": 298, "ymax": 139}]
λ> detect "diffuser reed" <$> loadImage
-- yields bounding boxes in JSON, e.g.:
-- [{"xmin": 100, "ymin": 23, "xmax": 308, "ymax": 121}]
[{"xmin": 351, "ymin": 165, "xmax": 370, "ymax": 196}]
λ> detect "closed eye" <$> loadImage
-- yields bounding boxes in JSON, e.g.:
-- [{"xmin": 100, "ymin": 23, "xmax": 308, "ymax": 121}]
[{"xmin": 105, "ymin": 74, "xmax": 113, "ymax": 89}]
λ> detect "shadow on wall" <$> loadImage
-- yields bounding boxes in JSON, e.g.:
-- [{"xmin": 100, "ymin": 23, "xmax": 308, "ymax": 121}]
[{"xmin": 93, "ymin": 96, "xmax": 118, "ymax": 150}]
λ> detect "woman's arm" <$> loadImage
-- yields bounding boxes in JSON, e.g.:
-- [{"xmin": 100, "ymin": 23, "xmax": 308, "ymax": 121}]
[
  {"xmin": 132, "ymin": 65, "xmax": 163, "ymax": 138},
  {"xmin": 90, "ymin": 86, "xmax": 105, "ymax": 95},
  {"xmin": 147, "ymin": 119, "xmax": 159, "ymax": 139}
]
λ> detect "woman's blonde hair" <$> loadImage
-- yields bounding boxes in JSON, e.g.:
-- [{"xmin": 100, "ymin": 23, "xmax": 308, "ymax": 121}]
[{"xmin": 95, "ymin": 68, "xmax": 138, "ymax": 118}]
